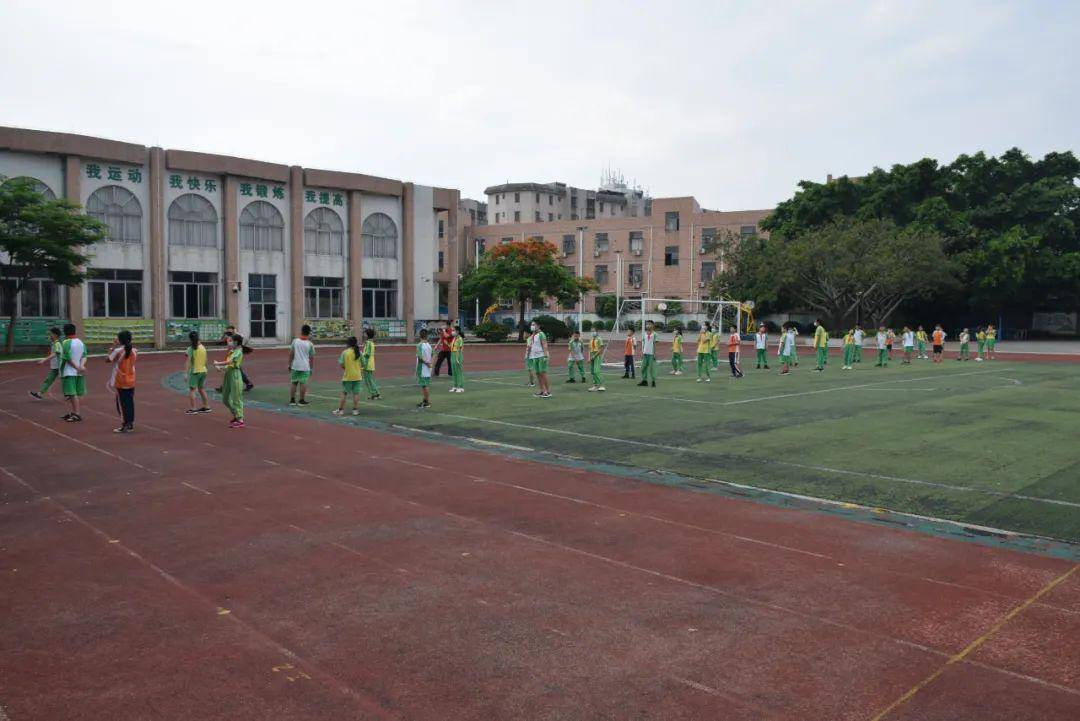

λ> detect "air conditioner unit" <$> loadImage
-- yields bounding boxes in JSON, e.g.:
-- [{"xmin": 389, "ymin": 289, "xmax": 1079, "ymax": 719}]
[
  {"xmin": 632, "ymin": 249, "xmax": 642, "ymax": 256},
  {"xmin": 699, "ymin": 247, "xmax": 706, "ymax": 254},
  {"xmin": 633, "ymin": 282, "xmax": 642, "ymax": 289},
  {"xmin": 698, "ymin": 282, "xmax": 706, "ymax": 288},
  {"xmin": 593, "ymin": 250, "xmax": 601, "ymax": 257}
]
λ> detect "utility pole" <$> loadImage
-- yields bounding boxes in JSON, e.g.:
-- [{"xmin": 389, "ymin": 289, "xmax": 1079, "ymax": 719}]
[{"xmin": 576, "ymin": 225, "xmax": 586, "ymax": 332}]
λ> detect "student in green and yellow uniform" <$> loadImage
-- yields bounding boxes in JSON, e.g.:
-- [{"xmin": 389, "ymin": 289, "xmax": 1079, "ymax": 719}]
[
  {"xmin": 59, "ymin": 323, "xmax": 87, "ymax": 423},
  {"xmin": 709, "ymin": 324, "xmax": 720, "ymax": 368},
  {"xmin": 565, "ymin": 330, "xmax": 587, "ymax": 384},
  {"xmin": 29, "ymin": 326, "xmax": 63, "ymax": 400},
  {"xmin": 638, "ymin": 321, "xmax": 658, "ymax": 387},
  {"xmin": 334, "ymin": 336, "xmax": 364, "ymax": 416},
  {"xmin": 790, "ymin": 326, "xmax": 800, "ymax": 366},
  {"xmin": 450, "ymin": 326, "xmax": 465, "ymax": 392},
  {"xmin": 916, "ymin": 326, "xmax": 929, "ymax": 359},
  {"xmin": 184, "ymin": 331, "xmax": 211, "ymax": 414},
  {"xmin": 670, "ymin": 328, "xmax": 684, "ymax": 375},
  {"xmin": 841, "ymin": 328, "xmax": 855, "ymax": 370},
  {"xmin": 214, "ymin": 332, "xmax": 247, "ymax": 428},
  {"xmin": 812, "ymin": 319, "xmax": 828, "ymax": 372},
  {"xmin": 587, "ymin": 328, "xmax": 606, "ymax": 391},
  {"xmin": 875, "ymin": 326, "xmax": 888, "ymax": 367},
  {"xmin": 985, "ymin": 324, "xmax": 997, "ymax": 359},
  {"xmin": 975, "ymin": 326, "xmax": 986, "ymax": 362},
  {"xmin": 754, "ymin": 325, "xmax": 769, "ymax": 369},
  {"xmin": 361, "ymin": 328, "xmax": 381, "ymax": 399},
  {"xmin": 695, "ymin": 324, "xmax": 712, "ymax": 382},
  {"xmin": 957, "ymin": 328, "xmax": 971, "ymax": 361}
]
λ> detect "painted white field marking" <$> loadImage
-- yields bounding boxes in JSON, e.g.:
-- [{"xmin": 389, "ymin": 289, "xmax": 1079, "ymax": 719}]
[
  {"xmin": 388, "ymin": 423, "xmax": 534, "ymax": 452},
  {"xmin": 0, "ymin": 374, "xmax": 30, "ymax": 386},
  {"xmin": 0, "ymin": 407, "xmax": 160, "ymax": 475},
  {"xmin": 381, "ymin": 454, "xmax": 827, "ymax": 559},
  {"xmin": 180, "ymin": 481, "xmax": 212, "ymax": 495},
  {"xmin": 0, "ymin": 465, "xmax": 399, "ymax": 718},
  {"xmin": 423, "ymin": 409, "xmax": 1078, "ymax": 509}
]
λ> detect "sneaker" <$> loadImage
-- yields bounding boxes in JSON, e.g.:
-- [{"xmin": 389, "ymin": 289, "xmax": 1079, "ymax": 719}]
[
  {"xmin": 64, "ymin": 414, "xmax": 82, "ymax": 423},
  {"xmin": 29, "ymin": 391, "xmax": 43, "ymax": 400},
  {"xmin": 637, "ymin": 381, "xmax": 648, "ymax": 387},
  {"xmin": 288, "ymin": 400, "xmax": 297, "ymax": 406},
  {"xmin": 61, "ymin": 413, "xmax": 73, "ymax": 420},
  {"xmin": 457, "ymin": 388, "xmax": 465, "ymax": 393},
  {"xmin": 332, "ymin": 409, "xmax": 344, "ymax": 416},
  {"xmin": 533, "ymin": 392, "xmax": 545, "ymax": 398},
  {"xmin": 197, "ymin": 407, "xmax": 212, "ymax": 414},
  {"xmin": 621, "ymin": 374, "xmax": 629, "ymax": 379},
  {"xmin": 651, "ymin": 381, "xmax": 656, "ymax": 387},
  {"xmin": 696, "ymin": 378, "xmax": 702, "ymax": 383},
  {"xmin": 541, "ymin": 392, "xmax": 552, "ymax": 398},
  {"xmin": 417, "ymin": 401, "xmax": 431, "ymax": 409},
  {"xmin": 587, "ymin": 385, "xmax": 597, "ymax": 391},
  {"xmin": 597, "ymin": 386, "xmax": 606, "ymax": 392},
  {"xmin": 229, "ymin": 420, "xmax": 245, "ymax": 429},
  {"xmin": 779, "ymin": 370, "xmax": 790, "ymax": 375},
  {"xmin": 113, "ymin": 426, "xmax": 132, "ymax": 434},
  {"xmin": 566, "ymin": 378, "xmax": 576, "ymax": 384},
  {"xmin": 705, "ymin": 378, "xmax": 711, "ymax": 383},
  {"xmin": 185, "ymin": 409, "xmax": 199, "ymax": 415},
  {"xmin": 764, "ymin": 366, "xmax": 770, "ymax": 370},
  {"xmin": 352, "ymin": 409, "xmax": 360, "ymax": 416},
  {"xmin": 297, "ymin": 400, "xmax": 310, "ymax": 406},
  {"xmin": 244, "ymin": 385, "xmax": 254, "ymax": 391},
  {"xmin": 528, "ymin": 382, "xmax": 536, "ymax": 387}
]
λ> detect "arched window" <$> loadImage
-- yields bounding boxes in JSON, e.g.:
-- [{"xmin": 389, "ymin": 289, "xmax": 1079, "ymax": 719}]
[
  {"xmin": 86, "ymin": 186, "xmax": 142, "ymax": 243},
  {"xmin": 239, "ymin": 201, "xmax": 284, "ymax": 251},
  {"xmin": 168, "ymin": 194, "xmax": 218, "ymax": 248},
  {"xmin": 4, "ymin": 176, "xmax": 57, "ymax": 200},
  {"xmin": 304, "ymin": 207, "xmax": 344, "ymax": 256},
  {"xmin": 362, "ymin": 212, "xmax": 397, "ymax": 259}
]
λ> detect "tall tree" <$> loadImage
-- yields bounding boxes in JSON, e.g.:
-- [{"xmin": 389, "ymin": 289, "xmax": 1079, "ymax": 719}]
[
  {"xmin": 460, "ymin": 239, "xmax": 596, "ymax": 340},
  {"xmin": 762, "ymin": 149, "xmax": 1080, "ymax": 312},
  {"xmin": 0, "ymin": 177, "xmax": 105, "ymax": 354},
  {"xmin": 713, "ymin": 218, "xmax": 958, "ymax": 329}
]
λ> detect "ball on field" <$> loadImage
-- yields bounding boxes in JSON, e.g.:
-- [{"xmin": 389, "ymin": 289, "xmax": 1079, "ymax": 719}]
[{"xmin": 657, "ymin": 302, "xmax": 668, "ymax": 311}]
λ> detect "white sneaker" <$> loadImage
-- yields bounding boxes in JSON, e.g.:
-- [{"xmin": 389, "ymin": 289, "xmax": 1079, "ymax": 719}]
[
  {"xmin": 705, "ymin": 378, "xmax": 711, "ymax": 382},
  {"xmin": 597, "ymin": 386, "xmax": 606, "ymax": 392},
  {"xmin": 352, "ymin": 409, "xmax": 360, "ymax": 416},
  {"xmin": 587, "ymin": 385, "xmax": 597, "ymax": 391},
  {"xmin": 332, "ymin": 409, "xmax": 344, "ymax": 416},
  {"xmin": 696, "ymin": 378, "xmax": 702, "ymax": 383}
]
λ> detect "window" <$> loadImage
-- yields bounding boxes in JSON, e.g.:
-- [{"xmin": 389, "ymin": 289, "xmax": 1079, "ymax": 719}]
[
  {"xmin": 361, "ymin": 278, "xmax": 397, "ymax": 318},
  {"xmin": 304, "ymin": 276, "xmax": 344, "ymax": 319},
  {"xmin": 562, "ymin": 234, "xmax": 575, "ymax": 255},
  {"xmin": 586, "ymin": 199, "xmax": 595, "ymax": 219},
  {"xmin": 629, "ymin": 231, "xmax": 644, "ymax": 254},
  {"xmin": 87, "ymin": 186, "xmax": 142, "ymax": 244},
  {"xmin": 5, "ymin": 177, "xmax": 56, "ymax": 200},
  {"xmin": 361, "ymin": 212, "xmax": 398, "ymax": 258},
  {"xmin": 548, "ymin": 213, "xmax": 554, "ymax": 221},
  {"xmin": 438, "ymin": 219, "xmax": 445, "ymax": 239},
  {"xmin": 599, "ymin": 201, "xmax": 605, "ymax": 213},
  {"xmin": 514, "ymin": 192, "xmax": 520, "ymax": 203},
  {"xmin": 438, "ymin": 251, "xmax": 444, "ymax": 271},
  {"xmin": 701, "ymin": 262, "xmax": 717, "ymax": 283},
  {"xmin": 88, "ymin": 268, "xmax": 142, "ymax": 317},
  {"xmin": 168, "ymin": 194, "xmax": 217, "ymax": 248},
  {"xmin": 740, "ymin": 224, "xmax": 756, "ymax": 238},
  {"xmin": 628, "ymin": 264, "xmax": 643, "ymax": 286},
  {"xmin": 248, "ymin": 273, "xmax": 277, "ymax": 338},
  {"xmin": 494, "ymin": 195, "xmax": 499, "ymax": 205},
  {"xmin": 240, "ymin": 201, "xmax": 284, "ymax": 251},
  {"xmin": 594, "ymin": 265, "xmax": 609, "ymax": 287},
  {"xmin": 304, "ymin": 207, "xmax": 344, "ymax": 256},
  {"xmin": 169, "ymin": 271, "xmax": 218, "ymax": 319},
  {"xmin": 535, "ymin": 211, "xmax": 541, "ymax": 222},
  {"xmin": 664, "ymin": 245, "xmax": 679, "ymax": 266},
  {"xmin": 665, "ymin": 211, "xmax": 679, "ymax": 232},
  {"xmin": 701, "ymin": 227, "xmax": 717, "ymax": 249},
  {"xmin": 594, "ymin": 232, "xmax": 609, "ymax": 254},
  {"xmin": 535, "ymin": 193, "xmax": 540, "ymax": 203},
  {"xmin": 514, "ymin": 211, "xmax": 521, "ymax": 222},
  {"xmin": 548, "ymin": 194, "xmax": 553, "ymax": 206},
  {"xmin": 0, "ymin": 275, "xmax": 61, "ymax": 318}
]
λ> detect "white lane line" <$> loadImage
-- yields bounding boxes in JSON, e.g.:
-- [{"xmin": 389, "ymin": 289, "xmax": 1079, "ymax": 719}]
[
  {"xmin": 424, "ymin": 410, "xmax": 1077, "ymax": 509},
  {"xmin": 180, "ymin": 481, "xmax": 212, "ymax": 495}
]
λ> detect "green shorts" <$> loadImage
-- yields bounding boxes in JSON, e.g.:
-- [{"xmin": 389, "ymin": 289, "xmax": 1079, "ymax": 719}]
[
  {"xmin": 903, "ymin": 346, "xmax": 913, "ymax": 353},
  {"xmin": 62, "ymin": 375, "xmax": 86, "ymax": 397},
  {"xmin": 342, "ymin": 380, "xmax": 362, "ymax": 394},
  {"xmin": 780, "ymin": 354, "xmax": 792, "ymax": 364},
  {"xmin": 188, "ymin": 372, "xmax": 207, "ymax": 390},
  {"xmin": 290, "ymin": 370, "xmax": 311, "ymax": 384},
  {"xmin": 529, "ymin": 357, "xmax": 549, "ymax": 374},
  {"xmin": 417, "ymin": 375, "xmax": 431, "ymax": 388}
]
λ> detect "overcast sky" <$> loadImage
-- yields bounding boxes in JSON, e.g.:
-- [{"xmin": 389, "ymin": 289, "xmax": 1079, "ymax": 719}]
[{"xmin": 2, "ymin": 0, "xmax": 1077, "ymax": 210}]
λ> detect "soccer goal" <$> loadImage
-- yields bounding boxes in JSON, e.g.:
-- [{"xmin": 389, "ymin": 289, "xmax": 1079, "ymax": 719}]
[{"xmin": 599, "ymin": 296, "xmax": 754, "ymax": 368}]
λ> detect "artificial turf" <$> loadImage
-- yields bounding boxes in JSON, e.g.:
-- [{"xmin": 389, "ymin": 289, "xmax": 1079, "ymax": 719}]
[{"xmin": 246, "ymin": 356, "xmax": 1080, "ymax": 543}]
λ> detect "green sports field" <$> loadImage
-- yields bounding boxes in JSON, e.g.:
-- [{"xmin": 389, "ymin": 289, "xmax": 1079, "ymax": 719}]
[{"xmin": 247, "ymin": 356, "xmax": 1080, "ymax": 543}]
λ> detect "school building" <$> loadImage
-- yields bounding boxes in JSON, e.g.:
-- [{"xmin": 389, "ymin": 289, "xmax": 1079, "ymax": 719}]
[
  {"xmin": 0, "ymin": 126, "xmax": 461, "ymax": 348},
  {"xmin": 437, "ymin": 193, "xmax": 771, "ymax": 322}
]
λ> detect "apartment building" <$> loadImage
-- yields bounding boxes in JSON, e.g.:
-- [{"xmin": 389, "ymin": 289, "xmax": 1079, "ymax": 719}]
[
  {"xmin": 485, "ymin": 173, "xmax": 649, "ymax": 226},
  {"xmin": 0, "ymin": 126, "xmax": 459, "ymax": 347}
]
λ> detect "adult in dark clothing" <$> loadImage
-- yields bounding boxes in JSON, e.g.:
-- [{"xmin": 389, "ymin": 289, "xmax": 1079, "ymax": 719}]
[{"xmin": 433, "ymin": 320, "xmax": 454, "ymax": 377}]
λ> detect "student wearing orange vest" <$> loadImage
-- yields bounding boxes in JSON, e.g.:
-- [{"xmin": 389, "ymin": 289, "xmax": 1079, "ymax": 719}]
[
  {"xmin": 621, "ymin": 327, "xmax": 637, "ymax": 379},
  {"xmin": 931, "ymin": 325, "xmax": 946, "ymax": 364},
  {"xmin": 727, "ymin": 327, "xmax": 744, "ymax": 378},
  {"xmin": 105, "ymin": 330, "xmax": 137, "ymax": 433}
]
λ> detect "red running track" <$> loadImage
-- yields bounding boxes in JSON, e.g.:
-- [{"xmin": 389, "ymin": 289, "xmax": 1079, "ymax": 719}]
[{"xmin": 0, "ymin": 346, "xmax": 1077, "ymax": 720}]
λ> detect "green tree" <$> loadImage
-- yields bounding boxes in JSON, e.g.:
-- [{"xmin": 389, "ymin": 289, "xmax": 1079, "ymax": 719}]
[
  {"xmin": 0, "ymin": 177, "xmax": 105, "ymax": 354},
  {"xmin": 714, "ymin": 218, "xmax": 958, "ymax": 328},
  {"xmin": 762, "ymin": 149, "xmax": 1080, "ymax": 311},
  {"xmin": 460, "ymin": 239, "xmax": 596, "ymax": 341},
  {"xmin": 594, "ymin": 294, "xmax": 618, "ymax": 318}
]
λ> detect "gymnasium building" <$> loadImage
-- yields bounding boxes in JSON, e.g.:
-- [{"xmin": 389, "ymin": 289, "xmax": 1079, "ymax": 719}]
[{"xmin": 0, "ymin": 126, "xmax": 461, "ymax": 348}]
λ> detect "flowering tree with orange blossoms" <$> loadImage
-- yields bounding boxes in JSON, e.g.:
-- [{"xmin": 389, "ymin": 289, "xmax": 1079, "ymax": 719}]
[{"xmin": 461, "ymin": 238, "xmax": 596, "ymax": 340}]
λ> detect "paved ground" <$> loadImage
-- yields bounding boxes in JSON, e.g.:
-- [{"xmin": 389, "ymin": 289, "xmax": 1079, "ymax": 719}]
[{"xmin": 0, "ymin": 346, "xmax": 1077, "ymax": 720}]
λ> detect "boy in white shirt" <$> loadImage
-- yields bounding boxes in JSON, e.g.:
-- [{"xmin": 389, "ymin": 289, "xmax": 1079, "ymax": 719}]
[
  {"xmin": 416, "ymin": 329, "xmax": 433, "ymax": 408},
  {"xmin": 902, "ymin": 326, "xmax": 915, "ymax": 365},
  {"xmin": 852, "ymin": 325, "xmax": 865, "ymax": 364},
  {"xmin": 875, "ymin": 326, "xmax": 889, "ymax": 367},
  {"xmin": 638, "ymin": 321, "xmax": 657, "ymax": 387},
  {"xmin": 754, "ymin": 325, "xmax": 769, "ymax": 369},
  {"xmin": 527, "ymin": 322, "xmax": 551, "ymax": 397},
  {"xmin": 59, "ymin": 323, "xmax": 87, "ymax": 422},
  {"xmin": 288, "ymin": 324, "xmax": 316, "ymax": 406},
  {"xmin": 778, "ymin": 324, "xmax": 796, "ymax": 375}
]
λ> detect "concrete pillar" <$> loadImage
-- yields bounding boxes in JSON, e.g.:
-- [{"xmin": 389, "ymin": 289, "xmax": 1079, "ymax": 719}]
[
  {"xmin": 348, "ymin": 191, "xmax": 364, "ymax": 335},
  {"xmin": 148, "ymin": 147, "xmax": 166, "ymax": 349},
  {"xmin": 402, "ymin": 182, "xmax": 415, "ymax": 342},
  {"xmin": 447, "ymin": 191, "xmax": 460, "ymax": 323},
  {"xmin": 223, "ymin": 176, "xmax": 240, "ymax": 326},
  {"xmin": 63, "ymin": 156, "xmax": 84, "ymax": 336},
  {"xmin": 289, "ymin": 166, "xmax": 304, "ymax": 338}
]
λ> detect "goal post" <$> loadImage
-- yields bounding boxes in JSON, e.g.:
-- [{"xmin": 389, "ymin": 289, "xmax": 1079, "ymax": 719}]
[{"xmin": 599, "ymin": 296, "xmax": 753, "ymax": 367}]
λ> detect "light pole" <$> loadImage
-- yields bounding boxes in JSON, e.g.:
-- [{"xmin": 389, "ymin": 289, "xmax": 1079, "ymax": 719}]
[
  {"xmin": 474, "ymin": 238, "xmax": 481, "ymax": 326},
  {"xmin": 576, "ymin": 225, "xmax": 586, "ymax": 332},
  {"xmin": 615, "ymin": 249, "xmax": 624, "ymax": 316}
]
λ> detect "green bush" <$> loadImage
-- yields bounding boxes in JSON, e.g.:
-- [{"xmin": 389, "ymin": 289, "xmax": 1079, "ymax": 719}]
[
  {"xmin": 531, "ymin": 314, "xmax": 572, "ymax": 341},
  {"xmin": 687, "ymin": 320, "xmax": 701, "ymax": 331},
  {"xmin": 474, "ymin": 321, "xmax": 510, "ymax": 343},
  {"xmin": 667, "ymin": 319, "xmax": 684, "ymax": 332},
  {"xmin": 594, "ymin": 294, "xmax": 618, "ymax": 318},
  {"xmin": 581, "ymin": 319, "xmax": 593, "ymax": 332}
]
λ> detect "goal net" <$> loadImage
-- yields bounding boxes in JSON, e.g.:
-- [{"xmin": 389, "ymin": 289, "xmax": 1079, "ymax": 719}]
[{"xmin": 598, "ymin": 296, "xmax": 753, "ymax": 367}]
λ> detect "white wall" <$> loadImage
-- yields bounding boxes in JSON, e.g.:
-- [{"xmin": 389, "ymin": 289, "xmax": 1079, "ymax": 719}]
[
  {"xmin": 302, "ymin": 187, "xmax": 348, "ymax": 315},
  {"xmin": 361, "ymin": 194, "xmax": 402, "ymax": 317},
  {"xmin": 411, "ymin": 184, "xmax": 437, "ymax": 320},
  {"xmin": 165, "ymin": 172, "xmax": 224, "ymax": 318},
  {"xmin": 0, "ymin": 150, "xmax": 64, "ymax": 198},
  {"xmin": 235, "ymin": 177, "xmax": 290, "ymax": 342}
]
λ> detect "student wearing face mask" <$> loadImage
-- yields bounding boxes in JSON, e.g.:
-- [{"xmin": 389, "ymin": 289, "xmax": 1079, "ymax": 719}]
[{"xmin": 526, "ymin": 321, "xmax": 551, "ymax": 398}]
